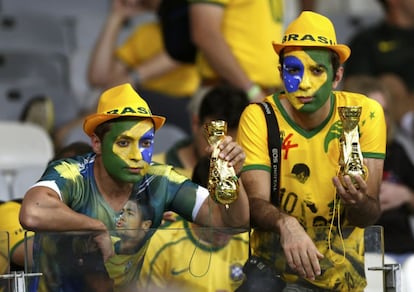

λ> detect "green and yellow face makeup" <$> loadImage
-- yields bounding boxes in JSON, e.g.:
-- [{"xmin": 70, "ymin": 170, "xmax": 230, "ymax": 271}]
[
  {"xmin": 282, "ymin": 48, "xmax": 334, "ymax": 113},
  {"xmin": 102, "ymin": 119, "xmax": 155, "ymax": 183}
]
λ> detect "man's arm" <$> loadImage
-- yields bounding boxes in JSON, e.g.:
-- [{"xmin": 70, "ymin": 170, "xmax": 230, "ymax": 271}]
[
  {"xmin": 19, "ymin": 186, "xmax": 106, "ymax": 232},
  {"xmin": 242, "ymin": 169, "xmax": 323, "ymax": 280},
  {"xmin": 189, "ymin": 3, "xmax": 265, "ymax": 100},
  {"xmin": 88, "ymin": 0, "xmax": 181, "ymax": 89},
  {"xmin": 87, "ymin": 0, "xmax": 131, "ymax": 88},
  {"xmin": 194, "ymin": 136, "xmax": 249, "ymax": 231},
  {"xmin": 195, "ymin": 179, "xmax": 249, "ymax": 232},
  {"xmin": 19, "ymin": 186, "xmax": 114, "ymax": 261}
]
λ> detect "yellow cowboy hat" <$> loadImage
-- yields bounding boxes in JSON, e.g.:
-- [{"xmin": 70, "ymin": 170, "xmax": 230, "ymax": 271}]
[
  {"xmin": 83, "ymin": 83, "xmax": 166, "ymax": 136},
  {"xmin": 272, "ymin": 11, "xmax": 351, "ymax": 63}
]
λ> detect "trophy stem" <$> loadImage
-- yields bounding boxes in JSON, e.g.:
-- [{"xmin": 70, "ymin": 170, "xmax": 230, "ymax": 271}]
[{"xmin": 337, "ymin": 106, "xmax": 368, "ymax": 187}]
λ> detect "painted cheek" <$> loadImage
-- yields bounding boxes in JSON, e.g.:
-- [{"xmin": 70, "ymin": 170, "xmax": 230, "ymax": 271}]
[
  {"xmin": 102, "ymin": 138, "xmax": 128, "ymax": 172},
  {"xmin": 114, "ymin": 121, "xmax": 154, "ymax": 166},
  {"xmin": 140, "ymin": 144, "xmax": 153, "ymax": 164},
  {"xmin": 283, "ymin": 50, "xmax": 331, "ymax": 112},
  {"xmin": 113, "ymin": 144, "xmax": 142, "ymax": 167},
  {"xmin": 282, "ymin": 56, "xmax": 304, "ymax": 93},
  {"xmin": 132, "ymin": 125, "xmax": 154, "ymax": 164}
]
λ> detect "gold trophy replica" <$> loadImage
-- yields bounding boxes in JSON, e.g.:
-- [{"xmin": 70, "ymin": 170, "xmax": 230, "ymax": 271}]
[
  {"xmin": 204, "ymin": 120, "xmax": 239, "ymax": 209},
  {"xmin": 338, "ymin": 106, "xmax": 368, "ymax": 188}
]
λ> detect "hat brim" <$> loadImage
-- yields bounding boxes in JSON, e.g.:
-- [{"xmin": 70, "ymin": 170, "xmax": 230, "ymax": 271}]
[
  {"xmin": 83, "ymin": 113, "xmax": 166, "ymax": 137},
  {"xmin": 272, "ymin": 42, "xmax": 351, "ymax": 64}
]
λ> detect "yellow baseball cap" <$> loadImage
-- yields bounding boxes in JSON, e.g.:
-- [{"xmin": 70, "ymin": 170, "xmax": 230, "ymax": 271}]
[
  {"xmin": 83, "ymin": 83, "xmax": 166, "ymax": 136},
  {"xmin": 272, "ymin": 11, "xmax": 351, "ymax": 63}
]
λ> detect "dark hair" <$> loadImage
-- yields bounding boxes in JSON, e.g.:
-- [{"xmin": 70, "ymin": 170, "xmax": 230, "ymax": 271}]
[
  {"xmin": 279, "ymin": 48, "xmax": 341, "ymax": 81},
  {"xmin": 376, "ymin": 0, "xmax": 387, "ymax": 11},
  {"xmin": 136, "ymin": 194, "xmax": 154, "ymax": 222},
  {"xmin": 53, "ymin": 141, "xmax": 92, "ymax": 160},
  {"xmin": 342, "ymin": 75, "xmax": 391, "ymax": 99},
  {"xmin": 191, "ymin": 156, "xmax": 211, "ymax": 188},
  {"xmin": 198, "ymin": 85, "xmax": 249, "ymax": 129}
]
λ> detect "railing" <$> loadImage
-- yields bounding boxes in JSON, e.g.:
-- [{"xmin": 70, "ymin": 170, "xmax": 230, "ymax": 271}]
[{"xmin": 0, "ymin": 225, "xmax": 401, "ymax": 292}]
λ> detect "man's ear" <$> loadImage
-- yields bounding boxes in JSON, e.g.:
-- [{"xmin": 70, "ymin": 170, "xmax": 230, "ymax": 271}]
[
  {"xmin": 333, "ymin": 66, "xmax": 344, "ymax": 89},
  {"xmin": 91, "ymin": 134, "xmax": 102, "ymax": 154},
  {"xmin": 278, "ymin": 65, "xmax": 283, "ymax": 80},
  {"xmin": 142, "ymin": 220, "xmax": 152, "ymax": 231}
]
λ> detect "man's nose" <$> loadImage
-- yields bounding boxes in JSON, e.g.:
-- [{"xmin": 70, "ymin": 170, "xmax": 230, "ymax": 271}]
[
  {"xmin": 129, "ymin": 145, "xmax": 142, "ymax": 161},
  {"xmin": 299, "ymin": 73, "xmax": 312, "ymax": 90}
]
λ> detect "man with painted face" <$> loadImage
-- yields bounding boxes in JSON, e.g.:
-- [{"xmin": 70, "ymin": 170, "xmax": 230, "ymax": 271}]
[
  {"xmin": 19, "ymin": 83, "xmax": 249, "ymax": 292},
  {"xmin": 236, "ymin": 11, "xmax": 387, "ymax": 291}
]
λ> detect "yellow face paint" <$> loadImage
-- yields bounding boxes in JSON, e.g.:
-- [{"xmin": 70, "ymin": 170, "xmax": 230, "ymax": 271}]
[
  {"xmin": 112, "ymin": 120, "xmax": 154, "ymax": 167},
  {"xmin": 102, "ymin": 119, "xmax": 155, "ymax": 183},
  {"xmin": 282, "ymin": 49, "xmax": 333, "ymax": 112}
]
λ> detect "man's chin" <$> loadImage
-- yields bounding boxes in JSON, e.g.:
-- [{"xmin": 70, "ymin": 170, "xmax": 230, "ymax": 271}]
[
  {"xmin": 113, "ymin": 173, "xmax": 145, "ymax": 183},
  {"xmin": 126, "ymin": 174, "xmax": 144, "ymax": 183}
]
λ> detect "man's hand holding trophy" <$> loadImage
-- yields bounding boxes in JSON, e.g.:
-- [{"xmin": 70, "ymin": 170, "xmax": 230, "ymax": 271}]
[{"xmin": 204, "ymin": 120, "xmax": 239, "ymax": 209}]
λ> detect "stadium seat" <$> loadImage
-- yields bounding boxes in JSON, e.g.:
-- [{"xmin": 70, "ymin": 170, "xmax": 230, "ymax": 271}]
[{"xmin": 0, "ymin": 121, "xmax": 54, "ymax": 200}]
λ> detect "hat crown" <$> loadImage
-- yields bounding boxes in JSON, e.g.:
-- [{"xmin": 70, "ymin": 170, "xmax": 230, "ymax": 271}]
[
  {"xmin": 97, "ymin": 83, "xmax": 152, "ymax": 117},
  {"xmin": 272, "ymin": 11, "xmax": 350, "ymax": 63},
  {"xmin": 282, "ymin": 11, "xmax": 337, "ymax": 46},
  {"xmin": 83, "ymin": 83, "xmax": 166, "ymax": 136}
]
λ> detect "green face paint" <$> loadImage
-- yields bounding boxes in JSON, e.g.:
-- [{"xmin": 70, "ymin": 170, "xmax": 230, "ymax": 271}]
[
  {"xmin": 282, "ymin": 49, "xmax": 334, "ymax": 113},
  {"xmin": 102, "ymin": 119, "xmax": 154, "ymax": 183}
]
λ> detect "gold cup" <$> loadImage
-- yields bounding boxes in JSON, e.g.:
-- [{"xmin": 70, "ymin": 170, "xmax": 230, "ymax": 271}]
[
  {"xmin": 204, "ymin": 120, "xmax": 239, "ymax": 209},
  {"xmin": 338, "ymin": 106, "xmax": 368, "ymax": 187}
]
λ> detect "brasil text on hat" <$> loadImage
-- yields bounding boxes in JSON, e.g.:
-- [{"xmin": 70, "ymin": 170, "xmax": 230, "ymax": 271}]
[
  {"xmin": 272, "ymin": 11, "xmax": 350, "ymax": 63},
  {"xmin": 83, "ymin": 83, "xmax": 166, "ymax": 136}
]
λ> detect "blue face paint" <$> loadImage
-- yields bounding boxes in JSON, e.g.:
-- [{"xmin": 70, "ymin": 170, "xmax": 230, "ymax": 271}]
[
  {"xmin": 139, "ymin": 129, "xmax": 154, "ymax": 164},
  {"xmin": 281, "ymin": 49, "xmax": 332, "ymax": 113},
  {"xmin": 283, "ymin": 56, "xmax": 304, "ymax": 93}
]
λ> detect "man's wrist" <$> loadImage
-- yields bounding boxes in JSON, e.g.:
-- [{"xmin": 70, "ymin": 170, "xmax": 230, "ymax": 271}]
[{"xmin": 246, "ymin": 84, "xmax": 261, "ymax": 101}]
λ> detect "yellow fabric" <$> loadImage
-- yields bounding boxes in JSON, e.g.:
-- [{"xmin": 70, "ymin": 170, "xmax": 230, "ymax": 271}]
[
  {"xmin": 0, "ymin": 201, "xmax": 34, "ymax": 261},
  {"xmin": 116, "ymin": 22, "xmax": 200, "ymax": 97},
  {"xmin": 193, "ymin": 0, "xmax": 283, "ymax": 88},
  {"xmin": 105, "ymin": 237, "xmax": 149, "ymax": 291},
  {"xmin": 272, "ymin": 11, "xmax": 351, "ymax": 63},
  {"xmin": 0, "ymin": 236, "xmax": 8, "ymax": 277},
  {"xmin": 237, "ymin": 91, "xmax": 386, "ymax": 290},
  {"xmin": 83, "ymin": 83, "xmax": 166, "ymax": 136},
  {"xmin": 139, "ymin": 220, "xmax": 249, "ymax": 292}
]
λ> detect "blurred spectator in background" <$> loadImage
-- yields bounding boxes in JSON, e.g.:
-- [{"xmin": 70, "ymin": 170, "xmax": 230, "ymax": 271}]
[
  {"xmin": 152, "ymin": 84, "xmax": 249, "ymax": 179},
  {"xmin": 345, "ymin": 0, "xmax": 414, "ymax": 136},
  {"xmin": 189, "ymin": 0, "xmax": 284, "ymax": 103},
  {"xmin": 344, "ymin": 75, "xmax": 414, "ymax": 292},
  {"xmin": 88, "ymin": 0, "xmax": 200, "ymax": 134}
]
